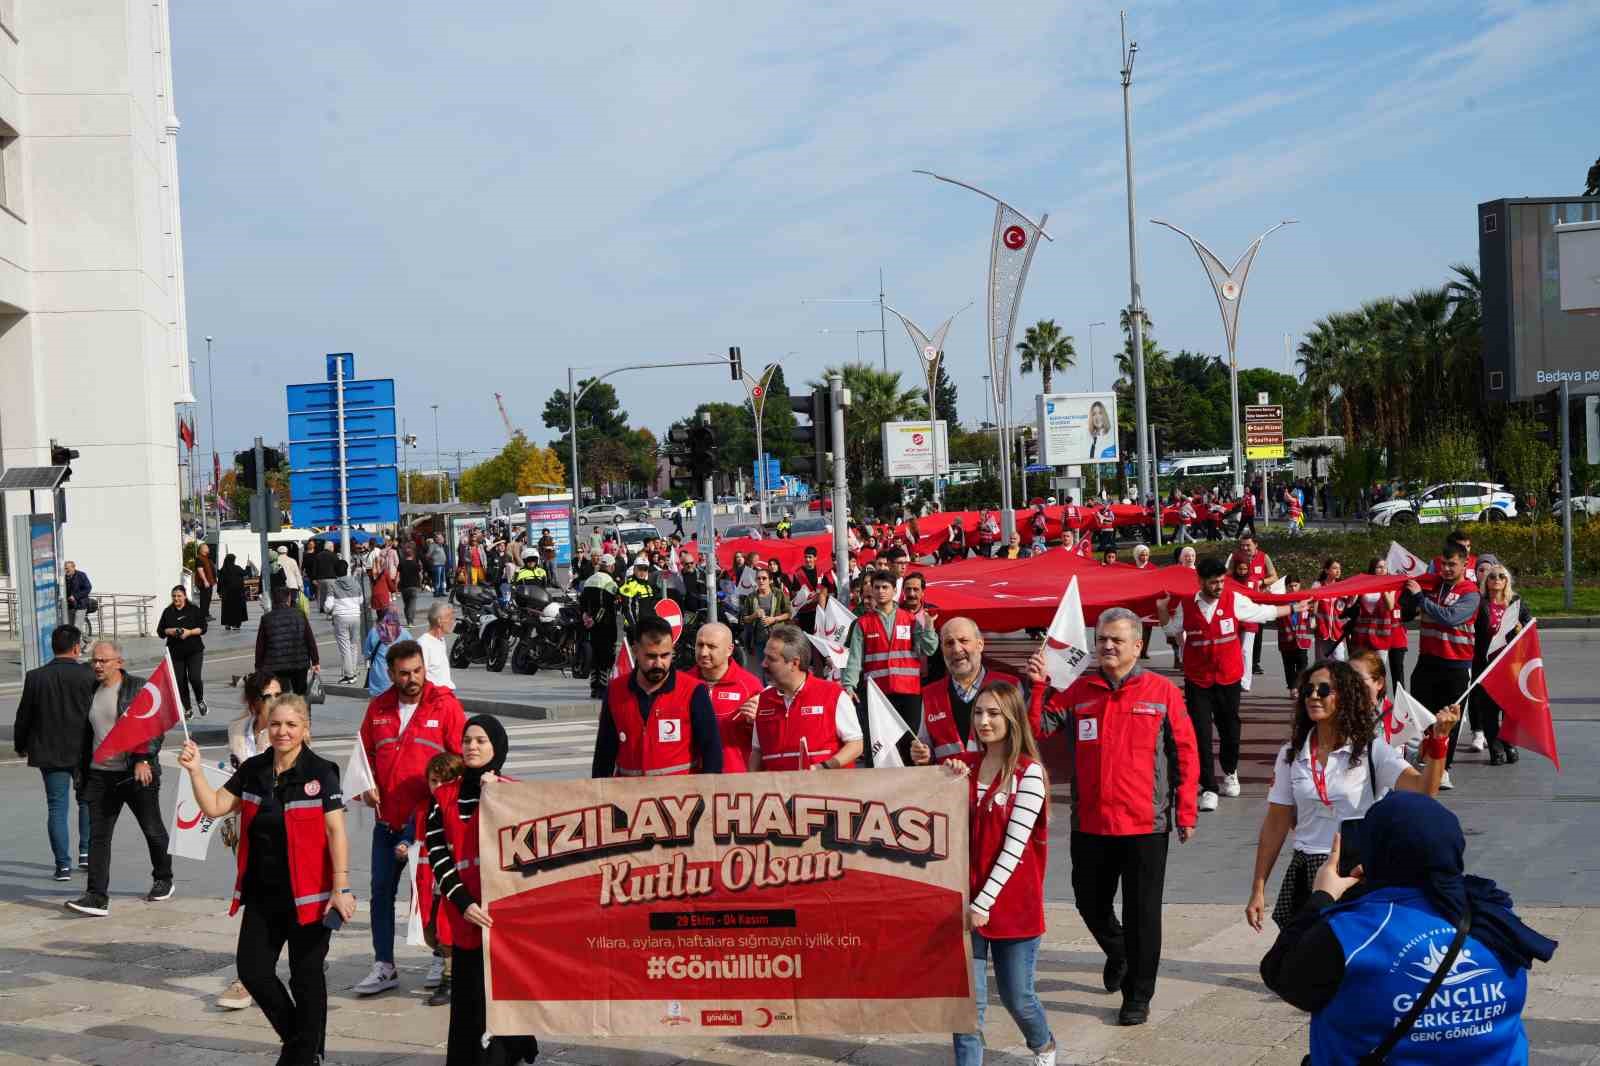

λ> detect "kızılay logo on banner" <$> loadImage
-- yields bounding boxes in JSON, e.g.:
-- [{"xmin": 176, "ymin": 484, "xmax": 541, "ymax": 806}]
[{"xmin": 700, "ymin": 1010, "xmax": 743, "ymax": 1026}]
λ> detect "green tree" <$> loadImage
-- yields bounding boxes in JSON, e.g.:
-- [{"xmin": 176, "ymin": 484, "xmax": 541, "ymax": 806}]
[
  {"xmin": 542, "ymin": 378, "xmax": 629, "ymax": 457},
  {"xmin": 934, "ymin": 361, "xmax": 959, "ymax": 426},
  {"xmin": 807, "ymin": 362, "xmax": 923, "ymax": 487},
  {"xmin": 1587, "ymin": 155, "xmax": 1600, "ymax": 197},
  {"xmin": 1497, "ymin": 414, "xmax": 1558, "ymax": 522},
  {"xmin": 458, "ymin": 433, "xmax": 539, "ymax": 503},
  {"xmin": 1016, "ymin": 319, "xmax": 1076, "ymax": 395}
]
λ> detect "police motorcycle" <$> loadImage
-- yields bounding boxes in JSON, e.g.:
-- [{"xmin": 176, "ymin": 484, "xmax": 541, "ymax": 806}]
[
  {"xmin": 447, "ymin": 584, "xmax": 500, "ymax": 669},
  {"xmin": 503, "ymin": 582, "xmax": 581, "ymax": 675}
]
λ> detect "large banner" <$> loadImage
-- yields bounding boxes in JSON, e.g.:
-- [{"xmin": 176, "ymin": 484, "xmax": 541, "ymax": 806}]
[
  {"xmin": 881, "ymin": 420, "xmax": 951, "ymax": 478},
  {"xmin": 1037, "ymin": 392, "xmax": 1119, "ymax": 465},
  {"xmin": 479, "ymin": 769, "xmax": 974, "ymax": 1037}
]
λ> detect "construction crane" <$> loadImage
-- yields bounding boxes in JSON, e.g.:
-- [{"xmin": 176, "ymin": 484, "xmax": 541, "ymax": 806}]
[{"xmin": 493, "ymin": 392, "xmax": 520, "ymax": 442}]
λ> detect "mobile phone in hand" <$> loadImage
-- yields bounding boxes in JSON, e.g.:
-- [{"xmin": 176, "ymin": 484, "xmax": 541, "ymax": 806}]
[
  {"xmin": 1337, "ymin": 818, "xmax": 1365, "ymax": 878},
  {"xmin": 323, "ymin": 907, "xmax": 344, "ymax": 931}
]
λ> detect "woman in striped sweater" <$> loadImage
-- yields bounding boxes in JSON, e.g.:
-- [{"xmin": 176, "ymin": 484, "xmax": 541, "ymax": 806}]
[{"xmin": 942, "ymin": 681, "xmax": 1055, "ymax": 1066}]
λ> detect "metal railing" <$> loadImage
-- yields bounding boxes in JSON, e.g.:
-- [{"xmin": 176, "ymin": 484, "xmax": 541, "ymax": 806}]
[{"xmin": 0, "ymin": 589, "xmax": 156, "ymax": 639}]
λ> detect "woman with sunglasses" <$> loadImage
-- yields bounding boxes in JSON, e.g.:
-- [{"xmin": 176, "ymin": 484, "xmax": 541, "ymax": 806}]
[
  {"xmin": 1472, "ymin": 560, "xmax": 1531, "ymax": 765},
  {"xmin": 1245, "ymin": 660, "xmax": 1458, "ymax": 932}
]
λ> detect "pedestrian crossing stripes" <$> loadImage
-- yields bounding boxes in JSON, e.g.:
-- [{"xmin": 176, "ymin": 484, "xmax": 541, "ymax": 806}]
[{"xmin": 158, "ymin": 717, "xmax": 602, "ymax": 781}]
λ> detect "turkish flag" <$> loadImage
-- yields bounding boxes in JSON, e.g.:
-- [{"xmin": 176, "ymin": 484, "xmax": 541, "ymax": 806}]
[
  {"xmin": 91, "ymin": 655, "xmax": 184, "ymax": 764},
  {"xmin": 1478, "ymin": 622, "xmax": 1558, "ymax": 770},
  {"xmin": 178, "ymin": 419, "xmax": 195, "ymax": 450},
  {"xmin": 613, "ymin": 639, "xmax": 633, "ymax": 680}
]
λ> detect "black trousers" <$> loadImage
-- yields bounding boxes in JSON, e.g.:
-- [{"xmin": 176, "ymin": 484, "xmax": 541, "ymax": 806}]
[
  {"xmin": 1387, "ymin": 646, "xmax": 1407, "ymax": 692},
  {"xmin": 1251, "ymin": 627, "xmax": 1265, "ymax": 672},
  {"xmin": 171, "ymin": 649, "xmax": 205, "ymax": 709},
  {"xmin": 1071, "ymin": 831, "xmax": 1170, "ymax": 1006},
  {"xmin": 197, "ymin": 584, "xmax": 214, "ymax": 619},
  {"xmin": 854, "ymin": 685, "xmax": 921, "ymax": 766},
  {"xmin": 1410, "ymin": 658, "xmax": 1471, "ymax": 767},
  {"xmin": 236, "ymin": 898, "xmax": 330, "ymax": 1066},
  {"xmin": 448, "ymin": 945, "xmax": 538, "ymax": 1066},
  {"xmin": 1184, "ymin": 680, "xmax": 1241, "ymax": 793},
  {"xmin": 273, "ymin": 668, "xmax": 310, "ymax": 696},
  {"xmin": 1279, "ymin": 647, "xmax": 1308, "ymax": 691},
  {"xmin": 83, "ymin": 768, "xmax": 171, "ymax": 898}
]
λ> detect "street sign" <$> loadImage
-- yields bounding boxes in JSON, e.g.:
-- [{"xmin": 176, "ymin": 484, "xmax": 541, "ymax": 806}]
[
  {"xmin": 325, "ymin": 352, "xmax": 355, "ymax": 382},
  {"xmin": 287, "ymin": 378, "xmax": 395, "ymax": 414},
  {"xmin": 288, "ymin": 436, "xmax": 398, "ymax": 471},
  {"xmin": 288, "ymin": 407, "xmax": 398, "ymax": 442},
  {"xmin": 287, "ymin": 357, "xmax": 401, "ymax": 530},
  {"xmin": 1024, "ymin": 463, "xmax": 1050, "ymax": 473},
  {"xmin": 1244, "ymin": 404, "xmax": 1285, "ymax": 460},
  {"xmin": 289, "ymin": 467, "xmax": 401, "ymax": 525}
]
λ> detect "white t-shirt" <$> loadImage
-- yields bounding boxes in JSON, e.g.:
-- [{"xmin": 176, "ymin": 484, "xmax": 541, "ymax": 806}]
[
  {"xmin": 1267, "ymin": 736, "xmax": 1410, "ymax": 855},
  {"xmin": 418, "ymin": 631, "xmax": 455, "ymax": 690},
  {"xmin": 749, "ymin": 691, "xmax": 862, "ymax": 754},
  {"xmin": 398, "ymin": 700, "xmax": 419, "ymax": 733}
]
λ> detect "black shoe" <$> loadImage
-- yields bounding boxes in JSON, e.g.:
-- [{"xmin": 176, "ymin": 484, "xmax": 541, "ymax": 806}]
[
  {"xmin": 66, "ymin": 894, "xmax": 109, "ymax": 917},
  {"xmin": 1103, "ymin": 955, "xmax": 1128, "ymax": 993},
  {"xmin": 197, "ymin": 700, "xmax": 208, "ymax": 718},
  {"xmin": 184, "ymin": 707, "xmax": 194, "ymax": 720},
  {"xmin": 1253, "ymin": 665, "xmax": 1265, "ymax": 675},
  {"xmin": 146, "ymin": 879, "xmax": 175, "ymax": 902},
  {"xmin": 53, "ymin": 866, "xmax": 71, "ymax": 882},
  {"xmin": 1118, "ymin": 1001, "xmax": 1150, "ymax": 1026},
  {"xmin": 1489, "ymin": 746, "xmax": 1504, "ymax": 766},
  {"xmin": 1504, "ymin": 746, "xmax": 1519, "ymax": 764},
  {"xmin": 427, "ymin": 978, "xmax": 451, "ymax": 1007},
  {"xmin": 77, "ymin": 853, "xmax": 89, "ymax": 871}
]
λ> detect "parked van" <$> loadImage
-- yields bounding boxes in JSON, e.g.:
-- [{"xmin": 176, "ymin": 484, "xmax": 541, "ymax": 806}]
[
  {"xmin": 209, "ymin": 526, "xmax": 321, "ymax": 573},
  {"xmin": 1165, "ymin": 455, "xmax": 1232, "ymax": 481}
]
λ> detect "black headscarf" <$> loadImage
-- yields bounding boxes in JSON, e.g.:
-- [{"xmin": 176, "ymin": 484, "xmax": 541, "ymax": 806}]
[
  {"xmin": 1346, "ymin": 791, "xmax": 1556, "ymax": 973},
  {"xmin": 457, "ymin": 714, "xmax": 509, "ymax": 818}
]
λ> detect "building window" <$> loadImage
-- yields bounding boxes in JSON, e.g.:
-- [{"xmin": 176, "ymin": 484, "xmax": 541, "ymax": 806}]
[{"xmin": 0, "ymin": 124, "xmax": 16, "ymax": 213}]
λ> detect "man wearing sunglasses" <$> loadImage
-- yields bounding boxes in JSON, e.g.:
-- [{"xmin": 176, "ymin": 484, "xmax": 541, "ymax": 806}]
[{"xmin": 1158, "ymin": 558, "xmax": 1308, "ymax": 812}]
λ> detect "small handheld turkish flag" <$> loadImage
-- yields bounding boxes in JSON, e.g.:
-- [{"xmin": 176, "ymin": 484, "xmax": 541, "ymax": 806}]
[
  {"xmin": 92, "ymin": 653, "xmax": 185, "ymax": 765},
  {"xmin": 613, "ymin": 639, "xmax": 634, "ymax": 681},
  {"xmin": 1478, "ymin": 621, "xmax": 1558, "ymax": 770}
]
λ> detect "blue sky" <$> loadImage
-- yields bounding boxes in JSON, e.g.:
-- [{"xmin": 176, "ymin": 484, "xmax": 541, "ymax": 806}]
[{"xmin": 172, "ymin": 0, "xmax": 1600, "ymax": 470}]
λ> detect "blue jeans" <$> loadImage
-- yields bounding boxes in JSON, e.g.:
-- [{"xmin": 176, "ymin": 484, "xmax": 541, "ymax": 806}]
[
  {"xmin": 370, "ymin": 821, "xmax": 409, "ymax": 965},
  {"xmin": 40, "ymin": 769, "xmax": 91, "ymax": 870},
  {"xmin": 431, "ymin": 564, "xmax": 447, "ymax": 596},
  {"xmin": 954, "ymin": 932, "xmax": 1053, "ymax": 1066}
]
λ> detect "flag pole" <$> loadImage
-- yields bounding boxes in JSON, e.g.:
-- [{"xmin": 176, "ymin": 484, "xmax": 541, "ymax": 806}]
[{"xmin": 1455, "ymin": 619, "xmax": 1537, "ymax": 706}]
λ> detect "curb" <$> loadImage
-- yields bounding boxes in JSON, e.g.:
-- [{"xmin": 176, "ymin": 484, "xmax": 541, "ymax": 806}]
[{"xmin": 324, "ymin": 684, "xmax": 597, "ymax": 722}]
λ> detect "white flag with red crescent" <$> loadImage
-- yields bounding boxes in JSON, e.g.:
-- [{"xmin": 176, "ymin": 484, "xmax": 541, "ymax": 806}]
[
  {"xmin": 1042, "ymin": 576, "xmax": 1091, "ymax": 690},
  {"xmin": 168, "ymin": 763, "xmax": 232, "ymax": 861}
]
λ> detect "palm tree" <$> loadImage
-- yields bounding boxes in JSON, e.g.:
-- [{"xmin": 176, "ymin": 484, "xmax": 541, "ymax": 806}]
[
  {"xmin": 1587, "ymin": 155, "xmax": 1600, "ymax": 198},
  {"xmin": 1296, "ymin": 321, "xmax": 1338, "ymax": 435},
  {"xmin": 1015, "ymin": 319, "xmax": 1076, "ymax": 394},
  {"xmin": 808, "ymin": 363, "xmax": 923, "ymax": 483}
]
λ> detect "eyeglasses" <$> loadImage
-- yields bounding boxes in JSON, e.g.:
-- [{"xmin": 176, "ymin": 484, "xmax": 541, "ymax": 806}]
[{"xmin": 1299, "ymin": 681, "xmax": 1334, "ymax": 700}]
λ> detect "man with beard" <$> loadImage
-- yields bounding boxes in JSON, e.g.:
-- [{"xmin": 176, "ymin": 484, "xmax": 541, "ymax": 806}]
[
  {"xmin": 908, "ymin": 617, "xmax": 1031, "ymax": 765},
  {"xmin": 591, "ymin": 616, "xmax": 723, "ymax": 778},
  {"xmin": 898, "ymin": 572, "xmax": 945, "ymax": 685}
]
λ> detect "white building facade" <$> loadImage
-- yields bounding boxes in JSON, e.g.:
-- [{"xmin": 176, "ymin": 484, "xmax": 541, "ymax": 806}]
[{"xmin": 0, "ymin": 0, "xmax": 192, "ymax": 603}]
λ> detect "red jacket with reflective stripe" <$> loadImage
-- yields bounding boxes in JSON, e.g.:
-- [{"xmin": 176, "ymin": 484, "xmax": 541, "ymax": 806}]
[
  {"xmin": 432, "ymin": 778, "xmax": 487, "ymax": 949},
  {"xmin": 921, "ymin": 669, "xmax": 1022, "ymax": 762},
  {"xmin": 1350, "ymin": 593, "xmax": 1396, "ymax": 650},
  {"xmin": 1419, "ymin": 578, "xmax": 1477, "ymax": 662},
  {"xmin": 608, "ymin": 670, "xmax": 702, "ymax": 776},
  {"xmin": 961, "ymin": 751, "xmax": 1047, "ymax": 939},
  {"xmin": 360, "ymin": 683, "xmax": 467, "ymax": 830},
  {"xmin": 755, "ymin": 674, "xmax": 846, "ymax": 771},
  {"xmin": 857, "ymin": 608, "xmax": 921, "ymax": 695},
  {"xmin": 230, "ymin": 777, "xmax": 334, "ymax": 926},
  {"xmin": 1180, "ymin": 594, "xmax": 1245, "ymax": 687},
  {"xmin": 699, "ymin": 661, "xmax": 764, "ymax": 773},
  {"xmin": 1278, "ymin": 607, "xmax": 1314, "ymax": 652},
  {"xmin": 1042, "ymin": 668, "xmax": 1199, "ymax": 835}
]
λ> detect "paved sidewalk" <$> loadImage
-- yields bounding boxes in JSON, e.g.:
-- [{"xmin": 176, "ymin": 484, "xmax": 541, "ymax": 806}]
[{"xmin": 0, "ymin": 897, "xmax": 1594, "ymax": 1065}]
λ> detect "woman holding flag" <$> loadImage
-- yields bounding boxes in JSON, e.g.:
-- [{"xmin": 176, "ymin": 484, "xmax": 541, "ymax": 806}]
[
  {"xmin": 1472, "ymin": 562, "xmax": 1532, "ymax": 766},
  {"xmin": 1245, "ymin": 660, "xmax": 1459, "ymax": 932},
  {"xmin": 939, "ymin": 681, "xmax": 1056, "ymax": 1066},
  {"xmin": 178, "ymin": 696, "xmax": 354, "ymax": 1066}
]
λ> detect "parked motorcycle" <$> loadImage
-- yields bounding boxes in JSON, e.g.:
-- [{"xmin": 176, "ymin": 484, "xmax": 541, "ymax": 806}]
[{"xmin": 448, "ymin": 585, "xmax": 499, "ymax": 669}]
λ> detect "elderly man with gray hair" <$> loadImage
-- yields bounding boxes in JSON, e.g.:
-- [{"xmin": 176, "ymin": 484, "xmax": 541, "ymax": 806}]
[
  {"xmin": 749, "ymin": 624, "xmax": 862, "ymax": 771},
  {"xmin": 1022, "ymin": 605, "xmax": 1200, "ymax": 1028},
  {"xmin": 418, "ymin": 600, "xmax": 456, "ymax": 690},
  {"xmin": 910, "ymin": 616, "xmax": 1037, "ymax": 765}
]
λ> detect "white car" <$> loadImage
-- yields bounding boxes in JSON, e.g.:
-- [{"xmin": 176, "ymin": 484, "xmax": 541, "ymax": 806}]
[
  {"xmin": 1555, "ymin": 495, "xmax": 1600, "ymax": 516},
  {"xmin": 1367, "ymin": 482, "xmax": 1517, "ymax": 527},
  {"xmin": 603, "ymin": 522, "xmax": 660, "ymax": 557},
  {"xmin": 577, "ymin": 504, "xmax": 629, "ymax": 525}
]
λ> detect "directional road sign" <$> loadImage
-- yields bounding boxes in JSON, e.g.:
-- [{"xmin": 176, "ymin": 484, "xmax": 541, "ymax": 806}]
[
  {"xmin": 286, "ymin": 357, "xmax": 401, "ymax": 530},
  {"xmin": 290, "ymin": 467, "xmax": 401, "ymax": 526},
  {"xmin": 289, "ymin": 436, "xmax": 398, "ymax": 472}
]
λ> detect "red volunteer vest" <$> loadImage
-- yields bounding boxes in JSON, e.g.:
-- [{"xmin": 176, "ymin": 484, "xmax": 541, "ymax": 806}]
[
  {"xmin": 361, "ymin": 684, "xmax": 466, "ymax": 830},
  {"xmin": 432, "ymin": 778, "xmax": 484, "ymax": 949},
  {"xmin": 608, "ymin": 671, "xmax": 702, "ymax": 776},
  {"xmin": 1419, "ymin": 578, "xmax": 1476, "ymax": 662},
  {"xmin": 1181, "ymin": 594, "xmax": 1245, "ymax": 687},
  {"xmin": 699, "ymin": 661, "xmax": 764, "ymax": 773},
  {"xmin": 230, "ymin": 774, "xmax": 333, "ymax": 926},
  {"xmin": 857, "ymin": 608, "xmax": 921, "ymax": 695},
  {"xmin": 1062, "ymin": 504, "xmax": 1082, "ymax": 530},
  {"xmin": 1277, "ymin": 607, "xmax": 1314, "ymax": 652},
  {"xmin": 1350, "ymin": 594, "xmax": 1395, "ymax": 650},
  {"xmin": 1314, "ymin": 587, "xmax": 1347, "ymax": 642},
  {"xmin": 961, "ymin": 752, "xmax": 1046, "ymax": 940},
  {"xmin": 755, "ymin": 674, "xmax": 847, "ymax": 771},
  {"xmin": 1095, "ymin": 506, "xmax": 1115, "ymax": 529},
  {"xmin": 921, "ymin": 669, "xmax": 1021, "ymax": 763},
  {"xmin": 1285, "ymin": 495, "xmax": 1303, "ymax": 519}
]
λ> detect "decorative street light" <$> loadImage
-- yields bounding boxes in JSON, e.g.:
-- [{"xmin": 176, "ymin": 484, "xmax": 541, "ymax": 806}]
[{"xmin": 883, "ymin": 301, "xmax": 974, "ymax": 511}]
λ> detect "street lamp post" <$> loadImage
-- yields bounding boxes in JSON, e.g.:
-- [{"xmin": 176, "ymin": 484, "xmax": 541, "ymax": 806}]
[
  {"xmin": 1086, "ymin": 321, "xmax": 1107, "ymax": 390},
  {"xmin": 203, "ymin": 335, "xmax": 218, "ymax": 537},
  {"xmin": 883, "ymin": 301, "xmax": 973, "ymax": 511},
  {"xmin": 431, "ymin": 404, "xmax": 443, "ymax": 502},
  {"xmin": 1150, "ymin": 217, "xmax": 1298, "ymax": 496},
  {"xmin": 1120, "ymin": 12, "xmax": 1154, "ymax": 506}
]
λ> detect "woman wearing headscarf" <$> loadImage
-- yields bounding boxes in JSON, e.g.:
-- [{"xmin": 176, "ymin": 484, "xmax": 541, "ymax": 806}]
[
  {"xmin": 219, "ymin": 553, "xmax": 249, "ymax": 631},
  {"xmin": 424, "ymin": 715, "xmax": 539, "ymax": 1065},
  {"xmin": 363, "ymin": 607, "xmax": 413, "ymax": 697},
  {"xmin": 1261, "ymin": 791, "xmax": 1555, "ymax": 1064}
]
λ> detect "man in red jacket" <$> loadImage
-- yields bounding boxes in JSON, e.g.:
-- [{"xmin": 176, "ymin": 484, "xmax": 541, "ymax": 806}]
[
  {"xmin": 1028, "ymin": 607, "xmax": 1199, "ymax": 1027},
  {"xmin": 691, "ymin": 622, "xmax": 763, "ymax": 772},
  {"xmin": 353, "ymin": 640, "xmax": 466, "ymax": 995}
]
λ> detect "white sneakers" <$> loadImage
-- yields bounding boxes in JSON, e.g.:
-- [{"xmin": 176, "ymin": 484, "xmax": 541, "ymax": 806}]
[
  {"xmin": 1470, "ymin": 731, "xmax": 1488, "ymax": 752},
  {"xmin": 1033, "ymin": 1047, "xmax": 1057, "ymax": 1066},
  {"xmin": 423, "ymin": 953, "xmax": 446, "ymax": 989},
  {"xmin": 217, "ymin": 979, "xmax": 253, "ymax": 1010},
  {"xmin": 1198, "ymin": 790, "xmax": 1219, "ymax": 812},
  {"xmin": 1221, "ymin": 773, "xmax": 1241, "ymax": 798},
  {"xmin": 1439, "ymin": 771, "xmax": 1455, "ymax": 791},
  {"xmin": 354, "ymin": 962, "xmax": 399, "ymax": 996}
]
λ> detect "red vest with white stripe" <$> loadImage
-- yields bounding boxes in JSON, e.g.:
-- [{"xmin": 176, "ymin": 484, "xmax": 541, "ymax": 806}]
[
  {"xmin": 1277, "ymin": 607, "xmax": 1314, "ymax": 652},
  {"xmin": 1095, "ymin": 506, "xmax": 1116, "ymax": 529},
  {"xmin": 921, "ymin": 669, "xmax": 1021, "ymax": 763},
  {"xmin": 754, "ymin": 674, "xmax": 846, "ymax": 771},
  {"xmin": 698, "ymin": 661, "xmax": 764, "ymax": 773},
  {"xmin": 960, "ymin": 751, "xmax": 1047, "ymax": 939},
  {"xmin": 432, "ymin": 778, "xmax": 484, "ymax": 949},
  {"xmin": 1181, "ymin": 594, "xmax": 1245, "ymax": 687},
  {"xmin": 1062, "ymin": 504, "xmax": 1083, "ymax": 529},
  {"xmin": 857, "ymin": 608, "xmax": 921, "ymax": 695},
  {"xmin": 1350, "ymin": 594, "xmax": 1395, "ymax": 650},
  {"xmin": 230, "ymin": 775, "xmax": 333, "ymax": 926},
  {"xmin": 608, "ymin": 671, "xmax": 701, "ymax": 776},
  {"xmin": 1314, "ymin": 588, "xmax": 1347, "ymax": 642},
  {"xmin": 1285, "ymin": 494, "xmax": 1303, "ymax": 520},
  {"xmin": 1419, "ymin": 578, "xmax": 1476, "ymax": 662}
]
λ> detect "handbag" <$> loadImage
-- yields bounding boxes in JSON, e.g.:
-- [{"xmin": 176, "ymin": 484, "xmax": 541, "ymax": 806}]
[
  {"xmin": 307, "ymin": 669, "xmax": 326, "ymax": 705},
  {"xmin": 84, "ymin": 597, "xmax": 99, "ymax": 615}
]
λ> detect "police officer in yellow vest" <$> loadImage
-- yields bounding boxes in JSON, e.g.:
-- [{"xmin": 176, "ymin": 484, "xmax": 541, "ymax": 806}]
[{"xmin": 617, "ymin": 559, "xmax": 659, "ymax": 636}]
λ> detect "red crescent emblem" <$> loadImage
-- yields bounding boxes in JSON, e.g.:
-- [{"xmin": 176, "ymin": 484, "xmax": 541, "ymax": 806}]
[
  {"xmin": 1002, "ymin": 225, "xmax": 1027, "ymax": 250},
  {"xmin": 175, "ymin": 801, "xmax": 203, "ymax": 830},
  {"xmin": 1045, "ymin": 636, "xmax": 1070, "ymax": 650},
  {"xmin": 755, "ymin": 1007, "xmax": 773, "ymax": 1028}
]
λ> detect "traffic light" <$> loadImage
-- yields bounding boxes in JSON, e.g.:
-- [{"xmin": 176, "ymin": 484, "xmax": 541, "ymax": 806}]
[
  {"xmin": 790, "ymin": 387, "xmax": 829, "ymax": 484},
  {"xmin": 236, "ymin": 446, "xmax": 285, "ymax": 488},
  {"xmin": 49, "ymin": 441, "xmax": 80, "ymax": 482},
  {"xmin": 688, "ymin": 420, "xmax": 718, "ymax": 483},
  {"xmin": 729, "ymin": 346, "xmax": 742, "ymax": 382}
]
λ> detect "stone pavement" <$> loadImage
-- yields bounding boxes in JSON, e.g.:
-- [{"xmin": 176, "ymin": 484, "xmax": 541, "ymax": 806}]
[{"xmin": 0, "ymin": 895, "xmax": 1595, "ymax": 1065}]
